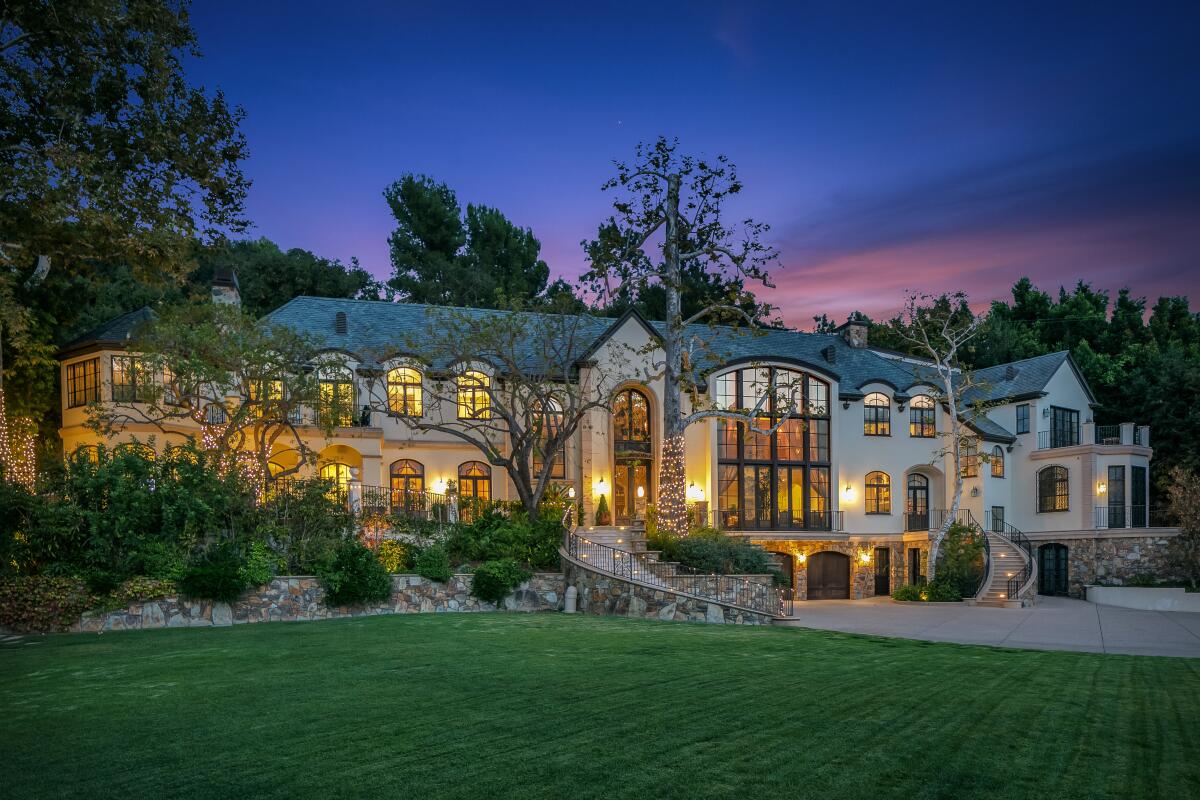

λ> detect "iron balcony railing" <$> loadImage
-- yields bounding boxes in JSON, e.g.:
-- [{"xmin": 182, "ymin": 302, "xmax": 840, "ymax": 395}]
[
  {"xmin": 564, "ymin": 529, "xmax": 785, "ymax": 616},
  {"xmin": 1036, "ymin": 428, "xmax": 1081, "ymax": 450},
  {"xmin": 1093, "ymin": 505, "xmax": 1174, "ymax": 529},
  {"xmin": 1094, "ymin": 425, "xmax": 1122, "ymax": 444},
  {"xmin": 702, "ymin": 507, "xmax": 841, "ymax": 533},
  {"xmin": 905, "ymin": 511, "xmax": 930, "ymax": 532}
]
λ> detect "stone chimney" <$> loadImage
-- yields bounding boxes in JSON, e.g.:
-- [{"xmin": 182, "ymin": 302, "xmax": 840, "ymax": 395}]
[
  {"xmin": 211, "ymin": 266, "xmax": 241, "ymax": 307},
  {"xmin": 835, "ymin": 314, "xmax": 869, "ymax": 349}
]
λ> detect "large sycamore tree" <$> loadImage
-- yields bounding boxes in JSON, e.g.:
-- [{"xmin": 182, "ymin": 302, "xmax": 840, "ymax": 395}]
[{"xmin": 583, "ymin": 137, "xmax": 780, "ymax": 535}]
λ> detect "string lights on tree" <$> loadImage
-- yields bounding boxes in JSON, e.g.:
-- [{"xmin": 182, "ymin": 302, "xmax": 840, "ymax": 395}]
[{"xmin": 657, "ymin": 433, "xmax": 688, "ymax": 537}]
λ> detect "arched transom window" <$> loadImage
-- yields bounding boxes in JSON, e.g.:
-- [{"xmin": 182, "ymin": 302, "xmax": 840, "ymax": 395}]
[
  {"xmin": 457, "ymin": 370, "xmax": 491, "ymax": 419},
  {"xmin": 991, "ymin": 446, "xmax": 1005, "ymax": 478},
  {"xmin": 909, "ymin": 394, "xmax": 936, "ymax": 438},
  {"xmin": 390, "ymin": 459, "xmax": 425, "ymax": 505},
  {"xmin": 612, "ymin": 388, "xmax": 651, "ymax": 454},
  {"xmin": 865, "ymin": 471, "xmax": 891, "ymax": 514},
  {"xmin": 864, "ymin": 392, "xmax": 891, "ymax": 436},
  {"xmin": 387, "ymin": 367, "xmax": 423, "ymax": 416}
]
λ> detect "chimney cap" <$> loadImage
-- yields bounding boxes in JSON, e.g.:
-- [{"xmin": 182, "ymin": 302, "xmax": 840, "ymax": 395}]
[
  {"xmin": 212, "ymin": 266, "xmax": 240, "ymax": 290},
  {"xmin": 834, "ymin": 313, "xmax": 869, "ymax": 348}
]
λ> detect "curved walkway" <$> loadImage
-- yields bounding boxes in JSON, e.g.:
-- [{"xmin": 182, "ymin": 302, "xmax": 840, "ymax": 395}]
[{"xmin": 775, "ymin": 596, "xmax": 1200, "ymax": 657}]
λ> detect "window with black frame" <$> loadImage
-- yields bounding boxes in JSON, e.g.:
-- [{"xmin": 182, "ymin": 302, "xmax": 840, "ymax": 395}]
[
  {"xmin": 715, "ymin": 367, "xmax": 831, "ymax": 531},
  {"xmin": 1107, "ymin": 465, "xmax": 1125, "ymax": 528},
  {"xmin": 908, "ymin": 395, "xmax": 936, "ymax": 437},
  {"xmin": 1038, "ymin": 465, "xmax": 1069, "ymax": 512},
  {"xmin": 1050, "ymin": 406, "xmax": 1080, "ymax": 447},
  {"xmin": 863, "ymin": 392, "xmax": 891, "ymax": 436},
  {"xmin": 66, "ymin": 358, "xmax": 100, "ymax": 407}
]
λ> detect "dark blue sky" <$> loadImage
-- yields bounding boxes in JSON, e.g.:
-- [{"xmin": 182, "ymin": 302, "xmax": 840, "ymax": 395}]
[{"xmin": 187, "ymin": 1, "xmax": 1200, "ymax": 325}]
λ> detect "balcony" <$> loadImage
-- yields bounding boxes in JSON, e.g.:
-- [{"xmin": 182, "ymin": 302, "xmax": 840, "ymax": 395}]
[
  {"xmin": 1093, "ymin": 505, "xmax": 1175, "ymax": 530},
  {"xmin": 1037, "ymin": 422, "xmax": 1150, "ymax": 450},
  {"xmin": 706, "ymin": 507, "xmax": 842, "ymax": 533}
]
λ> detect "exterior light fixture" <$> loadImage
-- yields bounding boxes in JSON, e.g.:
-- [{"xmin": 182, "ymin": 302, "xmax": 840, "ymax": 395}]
[
  {"xmin": 686, "ymin": 482, "xmax": 706, "ymax": 502},
  {"xmin": 568, "ymin": 486, "xmax": 576, "ymax": 499},
  {"xmin": 636, "ymin": 485, "xmax": 645, "ymax": 499},
  {"xmin": 432, "ymin": 478, "xmax": 448, "ymax": 494},
  {"xmin": 859, "ymin": 551, "xmax": 872, "ymax": 564},
  {"xmin": 796, "ymin": 553, "xmax": 807, "ymax": 564},
  {"xmin": 595, "ymin": 478, "xmax": 608, "ymax": 496},
  {"xmin": 1097, "ymin": 482, "xmax": 1107, "ymax": 494}
]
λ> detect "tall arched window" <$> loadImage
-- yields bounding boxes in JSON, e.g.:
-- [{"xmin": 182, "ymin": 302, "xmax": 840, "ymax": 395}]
[
  {"xmin": 961, "ymin": 438, "xmax": 979, "ymax": 477},
  {"xmin": 865, "ymin": 471, "xmax": 891, "ymax": 514},
  {"xmin": 715, "ymin": 367, "xmax": 831, "ymax": 531},
  {"xmin": 318, "ymin": 366, "xmax": 356, "ymax": 427},
  {"xmin": 390, "ymin": 459, "xmax": 425, "ymax": 506},
  {"xmin": 457, "ymin": 370, "xmax": 491, "ymax": 419},
  {"xmin": 990, "ymin": 445, "xmax": 1005, "ymax": 478},
  {"xmin": 864, "ymin": 392, "xmax": 891, "ymax": 436},
  {"xmin": 320, "ymin": 462, "xmax": 352, "ymax": 496},
  {"xmin": 532, "ymin": 399, "xmax": 565, "ymax": 480},
  {"xmin": 612, "ymin": 388, "xmax": 651, "ymax": 449},
  {"xmin": 909, "ymin": 395, "xmax": 936, "ymax": 437},
  {"xmin": 458, "ymin": 461, "xmax": 491, "ymax": 521},
  {"xmin": 387, "ymin": 367, "xmax": 423, "ymax": 416},
  {"xmin": 906, "ymin": 473, "xmax": 930, "ymax": 531},
  {"xmin": 612, "ymin": 387, "xmax": 652, "ymax": 525},
  {"xmin": 1037, "ymin": 466, "xmax": 1069, "ymax": 512}
]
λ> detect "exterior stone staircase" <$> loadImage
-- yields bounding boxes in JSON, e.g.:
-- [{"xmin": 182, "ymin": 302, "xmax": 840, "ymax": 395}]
[{"xmin": 973, "ymin": 525, "xmax": 1038, "ymax": 608}]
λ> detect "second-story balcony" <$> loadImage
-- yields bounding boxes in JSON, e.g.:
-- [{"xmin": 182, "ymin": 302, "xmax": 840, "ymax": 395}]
[{"xmin": 1037, "ymin": 422, "xmax": 1149, "ymax": 450}]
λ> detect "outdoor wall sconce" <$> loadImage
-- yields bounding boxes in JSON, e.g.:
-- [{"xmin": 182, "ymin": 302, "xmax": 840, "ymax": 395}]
[
  {"xmin": 594, "ymin": 478, "xmax": 608, "ymax": 496},
  {"xmin": 432, "ymin": 478, "xmax": 448, "ymax": 494},
  {"xmin": 796, "ymin": 553, "xmax": 807, "ymax": 564},
  {"xmin": 636, "ymin": 485, "xmax": 645, "ymax": 498},
  {"xmin": 858, "ymin": 551, "xmax": 872, "ymax": 564},
  {"xmin": 842, "ymin": 400, "xmax": 851, "ymax": 410},
  {"xmin": 971, "ymin": 486, "xmax": 980, "ymax": 497},
  {"xmin": 1097, "ymin": 481, "xmax": 1107, "ymax": 494},
  {"xmin": 568, "ymin": 486, "xmax": 576, "ymax": 499},
  {"xmin": 841, "ymin": 483, "xmax": 855, "ymax": 501},
  {"xmin": 686, "ymin": 482, "xmax": 706, "ymax": 502}
]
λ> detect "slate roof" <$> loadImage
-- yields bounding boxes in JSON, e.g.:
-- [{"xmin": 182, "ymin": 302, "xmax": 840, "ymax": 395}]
[
  {"xmin": 57, "ymin": 306, "xmax": 157, "ymax": 357},
  {"xmin": 963, "ymin": 351, "xmax": 1078, "ymax": 405}
]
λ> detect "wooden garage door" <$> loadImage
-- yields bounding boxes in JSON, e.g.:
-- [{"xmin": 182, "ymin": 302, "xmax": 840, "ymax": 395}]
[{"xmin": 807, "ymin": 551, "xmax": 850, "ymax": 600}]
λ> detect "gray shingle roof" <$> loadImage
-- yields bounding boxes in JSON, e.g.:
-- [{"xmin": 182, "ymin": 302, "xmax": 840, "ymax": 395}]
[
  {"xmin": 58, "ymin": 306, "xmax": 157, "ymax": 357},
  {"xmin": 963, "ymin": 351, "xmax": 1076, "ymax": 405},
  {"xmin": 967, "ymin": 414, "xmax": 1016, "ymax": 443}
]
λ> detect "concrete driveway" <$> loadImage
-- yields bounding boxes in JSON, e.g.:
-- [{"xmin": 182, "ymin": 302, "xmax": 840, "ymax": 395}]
[{"xmin": 775, "ymin": 595, "xmax": 1200, "ymax": 657}]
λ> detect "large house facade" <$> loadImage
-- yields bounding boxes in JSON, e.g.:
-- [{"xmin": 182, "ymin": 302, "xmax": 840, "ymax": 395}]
[{"xmin": 57, "ymin": 283, "xmax": 1174, "ymax": 603}]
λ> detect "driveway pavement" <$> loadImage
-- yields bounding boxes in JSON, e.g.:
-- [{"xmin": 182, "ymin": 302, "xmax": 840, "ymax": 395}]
[{"xmin": 775, "ymin": 595, "xmax": 1200, "ymax": 657}]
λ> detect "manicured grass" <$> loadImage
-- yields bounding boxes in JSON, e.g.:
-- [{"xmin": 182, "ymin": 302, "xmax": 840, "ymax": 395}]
[{"xmin": 2, "ymin": 615, "xmax": 1198, "ymax": 800}]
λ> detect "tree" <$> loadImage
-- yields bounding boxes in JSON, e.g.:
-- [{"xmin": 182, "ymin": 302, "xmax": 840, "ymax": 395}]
[
  {"xmin": 383, "ymin": 174, "xmax": 550, "ymax": 307},
  {"xmin": 583, "ymin": 137, "xmax": 780, "ymax": 535},
  {"xmin": 1164, "ymin": 467, "xmax": 1200, "ymax": 589},
  {"xmin": 893, "ymin": 291, "xmax": 985, "ymax": 585},
  {"xmin": 191, "ymin": 239, "xmax": 379, "ymax": 317},
  {"xmin": 360, "ymin": 298, "xmax": 622, "ymax": 517},
  {"xmin": 87, "ymin": 303, "xmax": 334, "ymax": 484}
]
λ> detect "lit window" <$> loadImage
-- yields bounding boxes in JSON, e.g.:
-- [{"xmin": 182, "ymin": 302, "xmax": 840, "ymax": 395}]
[
  {"xmin": 865, "ymin": 471, "xmax": 891, "ymax": 514},
  {"xmin": 387, "ymin": 367, "xmax": 423, "ymax": 416},
  {"xmin": 532, "ymin": 399, "xmax": 566, "ymax": 479},
  {"xmin": 1038, "ymin": 466, "xmax": 1069, "ymax": 512},
  {"xmin": 318, "ymin": 367, "xmax": 356, "ymax": 427},
  {"xmin": 66, "ymin": 358, "xmax": 100, "ymax": 408},
  {"xmin": 990, "ymin": 446, "xmax": 1005, "ymax": 478},
  {"xmin": 864, "ymin": 393, "xmax": 891, "ymax": 436},
  {"xmin": 909, "ymin": 395, "xmax": 936, "ymax": 437},
  {"xmin": 320, "ymin": 462, "xmax": 352, "ymax": 497},
  {"xmin": 249, "ymin": 379, "xmax": 284, "ymax": 418},
  {"xmin": 961, "ymin": 438, "xmax": 979, "ymax": 477},
  {"xmin": 457, "ymin": 370, "xmax": 491, "ymax": 419},
  {"xmin": 390, "ymin": 459, "xmax": 425, "ymax": 506},
  {"xmin": 111, "ymin": 355, "xmax": 147, "ymax": 402}
]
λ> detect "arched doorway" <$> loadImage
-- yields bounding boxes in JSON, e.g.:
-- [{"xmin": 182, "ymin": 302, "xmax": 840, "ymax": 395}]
[
  {"xmin": 807, "ymin": 551, "xmax": 850, "ymax": 600},
  {"xmin": 612, "ymin": 387, "xmax": 652, "ymax": 525},
  {"xmin": 1038, "ymin": 543, "xmax": 1069, "ymax": 596},
  {"xmin": 458, "ymin": 461, "xmax": 491, "ymax": 522},
  {"xmin": 390, "ymin": 459, "xmax": 425, "ymax": 511},
  {"xmin": 906, "ymin": 473, "xmax": 930, "ymax": 531}
]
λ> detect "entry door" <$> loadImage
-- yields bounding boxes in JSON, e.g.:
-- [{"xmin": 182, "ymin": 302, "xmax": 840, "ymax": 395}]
[
  {"xmin": 906, "ymin": 476, "xmax": 929, "ymax": 531},
  {"xmin": 873, "ymin": 548, "xmax": 890, "ymax": 595},
  {"xmin": 614, "ymin": 461, "xmax": 649, "ymax": 525},
  {"xmin": 807, "ymin": 552, "xmax": 850, "ymax": 600},
  {"xmin": 1038, "ymin": 544, "xmax": 1069, "ymax": 596}
]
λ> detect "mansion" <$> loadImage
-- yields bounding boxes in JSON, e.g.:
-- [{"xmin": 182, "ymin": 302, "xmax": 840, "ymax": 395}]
[{"xmin": 57, "ymin": 278, "xmax": 1169, "ymax": 603}]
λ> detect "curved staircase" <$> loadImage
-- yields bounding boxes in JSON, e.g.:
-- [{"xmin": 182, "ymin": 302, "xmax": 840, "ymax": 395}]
[{"xmin": 973, "ymin": 519, "xmax": 1038, "ymax": 608}]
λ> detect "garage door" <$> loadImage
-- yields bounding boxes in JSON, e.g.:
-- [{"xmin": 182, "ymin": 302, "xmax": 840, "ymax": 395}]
[{"xmin": 807, "ymin": 551, "xmax": 850, "ymax": 600}]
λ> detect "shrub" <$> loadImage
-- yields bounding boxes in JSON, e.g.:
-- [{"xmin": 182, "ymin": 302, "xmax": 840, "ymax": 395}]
[
  {"xmin": 444, "ymin": 509, "xmax": 562, "ymax": 569},
  {"xmin": 470, "ymin": 558, "xmax": 530, "ymax": 604},
  {"xmin": 890, "ymin": 581, "xmax": 960, "ymax": 602},
  {"xmin": 261, "ymin": 478, "xmax": 353, "ymax": 573},
  {"xmin": 934, "ymin": 523, "xmax": 985, "ymax": 597},
  {"xmin": 594, "ymin": 494, "xmax": 611, "ymax": 526},
  {"xmin": 318, "ymin": 541, "xmax": 392, "ymax": 607},
  {"xmin": 657, "ymin": 527, "xmax": 781, "ymax": 579},
  {"xmin": 0, "ymin": 576, "xmax": 94, "ymax": 632},
  {"xmin": 414, "ymin": 544, "xmax": 453, "ymax": 583},
  {"xmin": 376, "ymin": 540, "xmax": 409, "ymax": 573},
  {"xmin": 112, "ymin": 576, "xmax": 176, "ymax": 604},
  {"xmin": 891, "ymin": 584, "xmax": 923, "ymax": 601},
  {"xmin": 238, "ymin": 541, "xmax": 277, "ymax": 588},
  {"xmin": 178, "ymin": 544, "xmax": 249, "ymax": 603}
]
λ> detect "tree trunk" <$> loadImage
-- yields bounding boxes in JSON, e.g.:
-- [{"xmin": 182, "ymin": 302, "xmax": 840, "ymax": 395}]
[
  {"xmin": 657, "ymin": 174, "xmax": 689, "ymax": 536},
  {"xmin": 927, "ymin": 379, "xmax": 963, "ymax": 583}
]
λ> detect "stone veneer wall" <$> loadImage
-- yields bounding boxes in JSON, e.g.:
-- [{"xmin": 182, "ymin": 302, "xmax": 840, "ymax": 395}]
[
  {"xmin": 565, "ymin": 562, "xmax": 777, "ymax": 625},
  {"xmin": 73, "ymin": 573, "xmax": 564, "ymax": 633},
  {"xmin": 752, "ymin": 539, "xmax": 927, "ymax": 600},
  {"xmin": 1036, "ymin": 534, "xmax": 1178, "ymax": 599}
]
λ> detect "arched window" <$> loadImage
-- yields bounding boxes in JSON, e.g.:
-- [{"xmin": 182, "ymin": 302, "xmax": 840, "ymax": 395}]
[
  {"xmin": 906, "ymin": 473, "xmax": 930, "ymax": 531},
  {"xmin": 1037, "ymin": 466, "xmax": 1069, "ymax": 512},
  {"xmin": 72, "ymin": 444, "xmax": 100, "ymax": 465},
  {"xmin": 864, "ymin": 392, "xmax": 891, "ymax": 436},
  {"xmin": 387, "ymin": 367, "xmax": 423, "ymax": 416},
  {"xmin": 457, "ymin": 370, "xmax": 491, "ymax": 419},
  {"xmin": 532, "ymin": 399, "xmax": 565, "ymax": 480},
  {"xmin": 865, "ymin": 471, "xmax": 891, "ymax": 514},
  {"xmin": 909, "ymin": 395, "xmax": 936, "ymax": 438},
  {"xmin": 612, "ymin": 387, "xmax": 651, "ymax": 449},
  {"xmin": 961, "ymin": 438, "xmax": 979, "ymax": 477},
  {"xmin": 990, "ymin": 445, "xmax": 1005, "ymax": 478},
  {"xmin": 390, "ymin": 459, "xmax": 425, "ymax": 506},
  {"xmin": 458, "ymin": 461, "xmax": 491, "ymax": 521},
  {"xmin": 318, "ymin": 366, "xmax": 356, "ymax": 427},
  {"xmin": 612, "ymin": 387, "xmax": 652, "ymax": 525},
  {"xmin": 320, "ymin": 462, "xmax": 352, "ymax": 496}
]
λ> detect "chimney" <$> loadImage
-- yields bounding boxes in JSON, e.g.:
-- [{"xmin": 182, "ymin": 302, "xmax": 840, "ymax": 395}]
[
  {"xmin": 836, "ymin": 314, "xmax": 869, "ymax": 349},
  {"xmin": 211, "ymin": 266, "xmax": 241, "ymax": 308},
  {"xmin": 1005, "ymin": 365, "xmax": 1017, "ymax": 382}
]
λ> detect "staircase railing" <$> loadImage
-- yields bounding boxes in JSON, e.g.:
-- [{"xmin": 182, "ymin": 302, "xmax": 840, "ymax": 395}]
[
  {"xmin": 562, "ymin": 528, "xmax": 785, "ymax": 617},
  {"xmin": 981, "ymin": 511, "xmax": 1037, "ymax": 601},
  {"xmin": 931, "ymin": 508, "xmax": 990, "ymax": 598}
]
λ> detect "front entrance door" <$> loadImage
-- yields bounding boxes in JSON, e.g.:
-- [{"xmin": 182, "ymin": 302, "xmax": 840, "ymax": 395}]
[
  {"xmin": 1038, "ymin": 543, "xmax": 1069, "ymax": 596},
  {"xmin": 807, "ymin": 551, "xmax": 850, "ymax": 600},
  {"xmin": 873, "ymin": 547, "xmax": 890, "ymax": 596},
  {"xmin": 906, "ymin": 474, "xmax": 930, "ymax": 531},
  {"xmin": 613, "ymin": 460, "xmax": 650, "ymax": 526}
]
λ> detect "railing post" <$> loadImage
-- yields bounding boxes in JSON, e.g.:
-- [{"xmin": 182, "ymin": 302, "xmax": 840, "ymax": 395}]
[{"xmin": 1119, "ymin": 422, "xmax": 1135, "ymax": 446}]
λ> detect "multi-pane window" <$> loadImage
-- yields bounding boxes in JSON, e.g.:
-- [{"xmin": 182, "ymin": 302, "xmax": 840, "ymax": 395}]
[
  {"xmin": 457, "ymin": 370, "xmax": 491, "ymax": 419},
  {"xmin": 111, "ymin": 355, "xmax": 147, "ymax": 402},
  {"xmin": 714, "ymin": 366, "xmax": 832, "ymax": 531},
  {"xmin": 865, "ymin": 471, "xmax": 891, "ymax": 514},
  {"xmin": 1050, "ymin": 406, "xmax": 1080, "ymax": 447},
  {"xmin": 386, "ymin": 367, "xmax": 423, "ymax": 416},
  {"xmin": 909, "ymin": 395, "xmax": 936, "ymax": 437},
  {"xmin": 990, "ymin": 445, "xmax": 1005, "ymax": 478},
  {"xmin": 1015, "ymin": 404, "xmax": 1030, "ymax": 434},
  {"xmin": 863, "ymin": 392, "xmax": 890, "ymax": 436},
  {"xmin": 1107, "ymin": 465, "xmax": 1126, "ymax": 528},
  {"xmin": 961, "ymin": 438, "xmax": 979, "ymax": 477},
  {"xmin": 1037, "ymin": 466, "xmax": 1069, "ymax": 512},
  {"xmin": 390, "ymin": 459, "xmax": 425, "ymax": 507},
  {"xmin": 66, "ymin": 358, "xmax": 100, "ymax": 408},
  {"xmin": 532, "ymin": 399, "xmax": 566, "ymax": 480},
  {"xmin": 319, "ymin": 368, "xmax": 356, "ymax": 427},
  {"xmin": 249, "ymin": 379, "xmax": 284, "ymax": 418}
]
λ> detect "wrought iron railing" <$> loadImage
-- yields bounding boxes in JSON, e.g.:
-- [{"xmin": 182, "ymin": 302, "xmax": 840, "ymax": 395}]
[
  {"xmin": 1094, "ymin": 425, "xmax": 1122, "ymax": 444},
  {"xmin": 563, "ymin": 529, "xmax": 785, "ymax": 616},
  {"xmin": 703, "ymin": 508, "xmax": 840, "ymax": 533},
  {"xmin": 1093, "ymin": 505, "xmax": 1174, "ymax": 529},
  {"xmin": 1036, "ymin": 428, "xmax": 1081, "ymax": 450}
]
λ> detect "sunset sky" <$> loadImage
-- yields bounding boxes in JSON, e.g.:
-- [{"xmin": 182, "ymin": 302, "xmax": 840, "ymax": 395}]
[{"xmin": 187, "ymin": 1, "xmax": 1200, "ymax": 327}]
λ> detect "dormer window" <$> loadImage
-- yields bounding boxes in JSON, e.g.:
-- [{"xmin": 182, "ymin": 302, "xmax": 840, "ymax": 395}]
[
  {"xmin": 864, "ymin": 393, "xmax": 891, "ymax": 436},
  {"xmin": 387, "ymin": 367, "xmax": 423, "ymax": 417},
  {"xmin": 457, "ymin": 370, "xmax": 491, "ymax": 419}
]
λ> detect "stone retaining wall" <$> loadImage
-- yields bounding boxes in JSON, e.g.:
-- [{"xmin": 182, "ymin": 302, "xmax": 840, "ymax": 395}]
[
  {"xmin": 1040, "ymin": 535, "xmax": 1177, "ymax": 598},
  {"xmin": 73, "ymin": 573, "xmax": 564, "ymax": 633},
  {"xmin": 751, "ymin": 539, "xmax": 922, "ymax": 600},
  {"xmin": 565, "ymin": 562, "xmax": 777, "ymax": 625}
]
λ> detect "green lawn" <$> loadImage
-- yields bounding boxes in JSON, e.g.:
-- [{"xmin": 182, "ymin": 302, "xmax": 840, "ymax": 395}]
[{"xmin": 2, "ymin": 615, "xmax": 1198, "ymax": 800}]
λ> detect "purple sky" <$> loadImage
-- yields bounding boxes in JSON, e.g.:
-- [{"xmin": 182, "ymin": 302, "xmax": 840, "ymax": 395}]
[{"xmin": 187, "ymin": 1, "xmax": 1200, "ymax": 327}]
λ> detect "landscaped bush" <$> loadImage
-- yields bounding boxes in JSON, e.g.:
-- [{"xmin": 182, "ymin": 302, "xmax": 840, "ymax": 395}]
[
  {"xmin": 892, "ymin": 581, "xmax": 961, "ymax": 602},
  {"xmin": 178, "ymin": 544, "xmax": 250, "ymax": 603},
  {"xmin": 0, "ymin": 575, "xmax": 94, "ymax": 632},
  {"xmin": 376, "ymin": 540, "xmax": 409, "ymax": 573},
  {"xmin": 260, "ymin": 478, "xmax": 353, "ymax": 573},
  {"xmin": 470, "ymin": 558, "xmax": 530, "ymax": 604},
  {"xmin": 934, "ymin": 523, "xmax": 985, "ymax": 598},
  {"xmin": 891, "ymin": 584, "xmax": 923, "ymax": 601},
  {"xmin": 318, "ymin": 541, "xmax": 392, "ymax": 607},
  {"xmin": 238, "ymin": 541, "xmax": 278, "ymax": 588},
  {"xmin": 414, "ymin": 544, "xmax": 453, "ymax": 582},
  {"xmin": 443, "ymin": 508, "xmax": 561, "ymax": 569},
  {"xmin": 111, "ymin": 576, "xmax": 177, "ymax": 604},
  {"xmin": 651, "ymin": 526, "xmax": 783, "ymax": 582}
]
